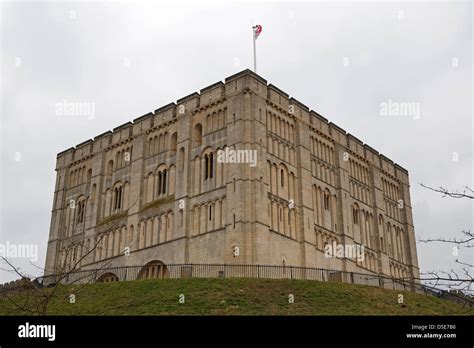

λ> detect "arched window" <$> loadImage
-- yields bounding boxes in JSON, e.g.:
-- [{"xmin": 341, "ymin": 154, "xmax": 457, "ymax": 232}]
[
  {"xmin": 113, "ymin": 185, "xmax": 123, "ymax": 211},
  {"xmin": 157, "ymin": 172, "xmax": 162, "ymax": 195},
  {"xmin": 170, "ymin": 132, "xmax": 177, "ymax": 152},
  {"xmin": 97, "ymin": 272, "xmax": 119, "ymax": 283},
  {"xmin": 204, "ymin": 152, "xmax": 214, "ymax": 180},
  {"xmin": 387, "ymin": 223, "xmax": 393, "ymax": 256},
  {"xmin": 157, "ymin": 168, "xmax": 167, "ymax": 196},
  {"xmin": 148, "ymin": 138, "xmax": 153, "ymax": 156},
  {"xmin": 86, "ymin": 168, "xmax": 92, "ymax": 183},
  {"xmin": 76, "ymin": 198, "xmax": 86, "ymax": 223},
  {"xmin": 162, "ymin": 170, "xmax": 167, "ymax": 193},
  {"xmin": 178, "ymin": 147, "xmax": 185, "ymax": 172},
  {"xmin": 107, "ymin": 160, "xmax": 114, "ymax": 177},
  {"xmin": 352, "ymin": 204, "xmax": 359, "ymax": 225},
  {"xmin": 209, "ymin": 152, "xmax": 214, "ymax": 178},
  {"xmin": 138, "ymin": 260, "xmax": 169, "ymax": 279},
  {"xmin": 194, "ymin": 123, "xmax": 202, "ymax": 146},
  {"xmin": 323, "ymin": 191, "xmax": 330, "ymax": 210},
  {"xmin": 280, "ymin": 169, "xmax": 284, "ymax": 187}
]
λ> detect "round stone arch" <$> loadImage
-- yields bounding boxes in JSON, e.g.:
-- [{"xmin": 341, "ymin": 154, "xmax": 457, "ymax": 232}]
[
  {"xmin": 170, "ymin": 132, "xmax": 177, "ymax": 153},
  {"xmin": 145, "ymin": 172, "xmax": 155, "ymax": 203},
  {"xmin": 75, "ymin": 194, "xmax": 87, "ymax": 207},
  {"xmin": 201, "ymin": 145, "xmax": 215, "ymax": 156},
  {"xmin": 112, "ymin": 180, "xmax": 123, "ymax": 190},
  {"xmin": 97, "ymin": 272, "xmax": 119, "ymax": 283},
  {"xmin": 155, "ymin": 163, "xmax": 168, "ymax": 174},
  {"xmin": 137, "ymin": 260, "xmax": 169, "ymax": 280},
  {"xmin": 193, "ymin": 123, "xmax": 203, "ymax": 145},
  {"xmin": 279, "ymin": 163, "xmax": 291, "ymax": 200},
  {"xmin": 201, "ymin": 146, "xmax": 215, "ymax": 180},
  {"xmin": 110, "ymin": 181, "xmax": 124, "ymax": 213},
  {"xmin": 155, "ymin": 164, "xmax": 169, "ymax": 196}
]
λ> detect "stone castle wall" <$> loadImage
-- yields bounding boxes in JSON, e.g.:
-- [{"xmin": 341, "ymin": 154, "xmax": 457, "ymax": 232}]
[{"xmin": 44, "ymin": 69, "xmax": 420, "ymax": 283}]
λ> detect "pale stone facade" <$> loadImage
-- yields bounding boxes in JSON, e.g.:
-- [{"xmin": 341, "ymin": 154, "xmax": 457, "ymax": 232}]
[{"xmin": 44, "ymin": 69, "xmax": 420, "ymax": 283}]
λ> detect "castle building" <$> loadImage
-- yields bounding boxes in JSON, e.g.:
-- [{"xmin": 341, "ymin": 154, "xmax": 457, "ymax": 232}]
[{"xmin": 44, "ymin": 69, "xmax": 420, "ymax": 284}]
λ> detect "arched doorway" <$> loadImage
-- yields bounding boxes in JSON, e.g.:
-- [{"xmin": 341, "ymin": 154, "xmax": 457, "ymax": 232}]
[
  {"xmin": 138, "ymin": 260, "xmax": 169, "ymax": 280},
  {"xmin": 97, "ymin": 272, "xmax": 119, "ymax": 283}
]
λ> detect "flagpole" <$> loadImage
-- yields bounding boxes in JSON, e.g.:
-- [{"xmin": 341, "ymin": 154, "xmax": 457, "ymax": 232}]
[{"xmin": 252, "ymin": 26, "xmax": 257, "ymax": 73}]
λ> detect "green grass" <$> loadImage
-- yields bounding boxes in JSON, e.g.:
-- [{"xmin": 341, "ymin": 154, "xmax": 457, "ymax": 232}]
[{"xmin": 0, "ymin": 278, "xmax": 471, "ymax": 315}]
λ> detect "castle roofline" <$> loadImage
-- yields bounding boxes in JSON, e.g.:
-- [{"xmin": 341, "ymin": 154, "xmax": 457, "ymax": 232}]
[
  {"xmin": 56, "ymin": 69, "xmax": 410, "ymax": 173},
  {"xmin": 200, "ymin": 81, "xmax": 224, "ymax": 94},
  {"xmin": 347, "ymin": 133, "xmax": 364, "ymax": 145},
  {"xmin": 363, "ymin": 144, "xmax": 379, "ymax": 156},
  {"xmin": 310, "ymin": 110, "xmax": 328, "ymax": 123},
  {"xmin": 394, "ymin": 163, "xmax": 409, "ymax": 174},
  {"xmin": 329, "ymin": 122, "xmax": 346, "ymax": 135},
  {"xmin": 113, "ymin": 121, "xmax": 132, "ymax": 132},
  {"xmin": 225, "ymin": 69, "xmax": 267, "ymax": 85},
  {"xmin": 133, "ymin": 112, "xmax": 154, "ymax": 123},
  {"xmin": 267, "ymin": 83, "xmax": 289, "ymax": 98},
  {"xmin": 177, "ymin": 92, "xmax": 200, "ymax": 105},
  {"xmin": 56, "ymin": 147, "xmax": 75, "ymax": 158},
  {"xmin": 289, "ymin": 97, "xmax": 309, "ymax": 111},
  {"xmin": 154, "ymin": 102, "xmax": 176, "ymax": 115},
  {"xmin": 75, "ymin": 139, "xmax": 93, "ymax": 149}
]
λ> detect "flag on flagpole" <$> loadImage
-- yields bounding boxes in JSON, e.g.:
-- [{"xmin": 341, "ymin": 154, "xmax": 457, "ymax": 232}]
[
  {"xmin": 252, "ymin": 24, "xmax": 262, "ymax": 73},
  {"xmin": 253, "ymin": 24, "xmax": 262, "ymax": 39}
]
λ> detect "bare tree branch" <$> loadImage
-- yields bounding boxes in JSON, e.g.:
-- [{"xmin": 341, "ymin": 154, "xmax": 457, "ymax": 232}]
[
  {"xmin": 417, "ymin": 183, "xmax": 473, "ymax": 297},
  {"xmin": 419, "ymin": 183, "xmax": 474, "ymax": 199}
]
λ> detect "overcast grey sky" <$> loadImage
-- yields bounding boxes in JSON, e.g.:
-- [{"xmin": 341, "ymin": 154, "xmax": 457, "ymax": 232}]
[{"xmin": 1, "ymin": 0, "xmax": 472, "ymax": 284}]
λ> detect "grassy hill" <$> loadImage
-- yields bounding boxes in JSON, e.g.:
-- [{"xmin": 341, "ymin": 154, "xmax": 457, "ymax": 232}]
[{"xmin": 0, "ymin": 278, "xmax": 471, "ymax": 315}]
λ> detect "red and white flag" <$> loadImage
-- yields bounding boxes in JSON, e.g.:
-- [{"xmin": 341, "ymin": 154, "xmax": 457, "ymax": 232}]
[{"xmin": 253, "ymin": 25, "xmax": 262, "ymax": 39}]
